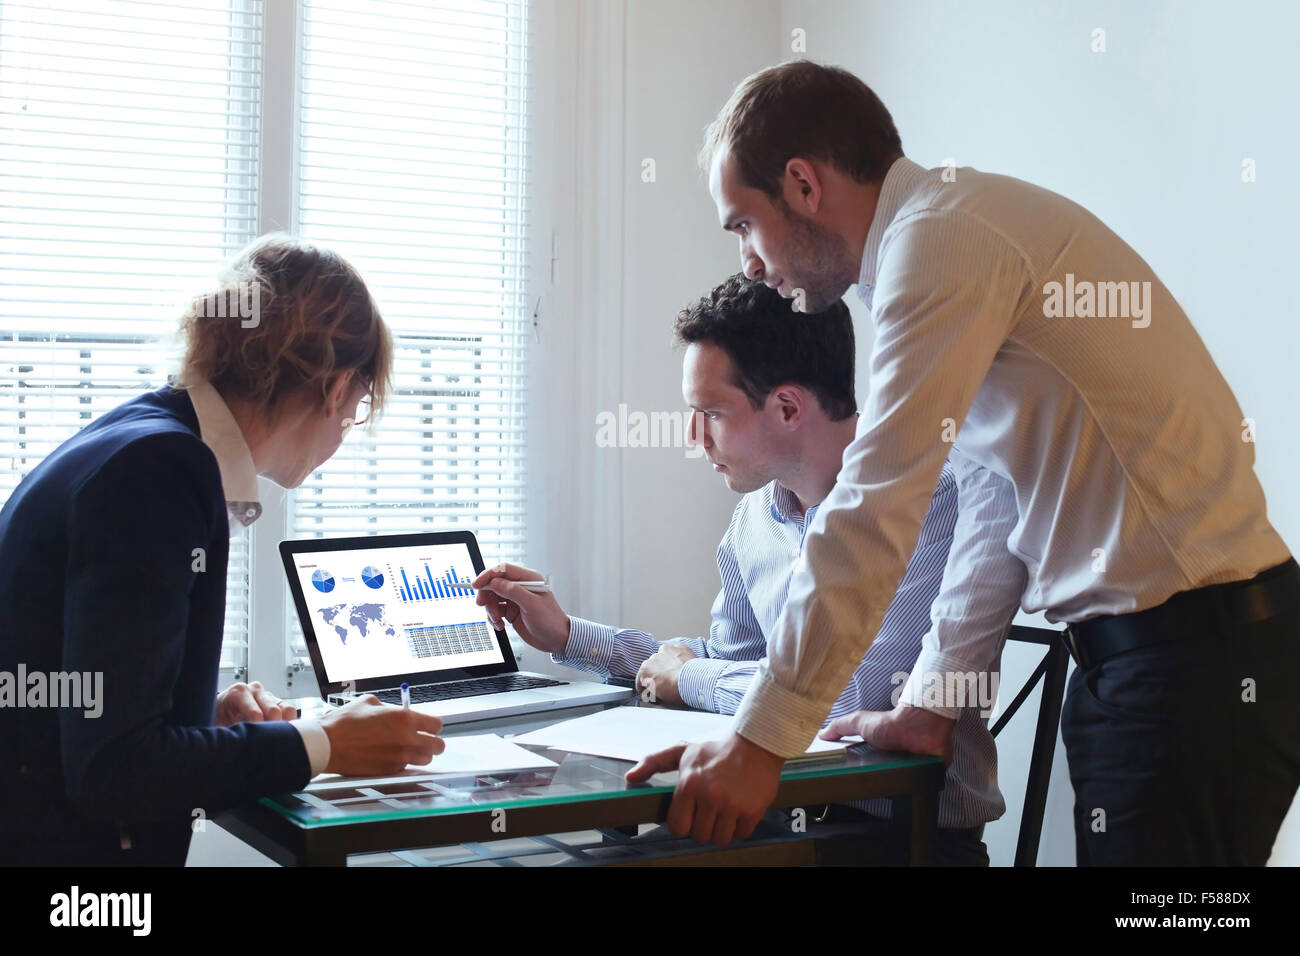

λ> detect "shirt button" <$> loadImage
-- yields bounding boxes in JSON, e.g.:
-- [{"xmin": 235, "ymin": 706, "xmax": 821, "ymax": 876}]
[
  {"xmin": 698, "ymin": 693, "xmax": 706, "ymax": 705},
  {"xmin": 790, "ymin": 548, "xmax": 800, "ymax": 558},
  {"xmin": 245, "ymin": 507, "xmax": 257, "ymax": 518}
]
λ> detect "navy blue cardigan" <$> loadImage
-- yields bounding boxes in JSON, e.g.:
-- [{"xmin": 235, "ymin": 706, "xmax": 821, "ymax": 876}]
[{"xmin": 0, "ymin": 386, "xmax": 310, "ymax": 865}]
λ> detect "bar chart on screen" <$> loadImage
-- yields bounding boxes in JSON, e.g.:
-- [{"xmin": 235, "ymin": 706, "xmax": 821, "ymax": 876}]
[{"xmin": 391, "ymin": 563, "xmax": 477, "ymax": 603}]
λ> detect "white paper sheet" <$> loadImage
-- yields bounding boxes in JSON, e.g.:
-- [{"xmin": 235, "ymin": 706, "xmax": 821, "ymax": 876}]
[
  {"xmin": 512, "ymin": 705, "xmax": 856, "ymax": 763},
  {"xmin": 304, "ymin": 733, "xmax": 557, "ymax": 791}
]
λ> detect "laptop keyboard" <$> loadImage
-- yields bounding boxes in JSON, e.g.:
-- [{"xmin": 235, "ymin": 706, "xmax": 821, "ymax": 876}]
[{"xmin": 373, "ymin": 673, "xmax": 567, "ymax": 705}]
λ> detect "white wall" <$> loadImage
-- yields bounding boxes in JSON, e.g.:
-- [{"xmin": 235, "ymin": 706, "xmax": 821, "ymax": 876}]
[
  {"xmin": 776, "ymin": 0, "xmax": 1300, "ymax": 865},
  {"xmin": 524, "ymin": 0, "xmax": 779, "ymax": 662},
  {"xmin": 618, "ymin": 1, "xmax": 794, "ymax": 634}
]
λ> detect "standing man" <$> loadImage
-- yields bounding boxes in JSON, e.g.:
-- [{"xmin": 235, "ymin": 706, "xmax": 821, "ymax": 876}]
[{"xmin": 629, "ymin": 60, "xmax": 1299, "ymax": 865}]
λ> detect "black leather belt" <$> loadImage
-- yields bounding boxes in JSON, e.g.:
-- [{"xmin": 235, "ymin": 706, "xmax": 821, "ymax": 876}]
[{"xmin": 1062, "ymin": 557, "xmax": 1300, "ymax": 670}]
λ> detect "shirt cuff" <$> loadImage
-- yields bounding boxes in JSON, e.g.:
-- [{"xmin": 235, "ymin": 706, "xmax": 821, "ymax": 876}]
[
  {"xmin": 291, "ymin": 718, "xmax": 331, "ymax": 776},
  {"xmin": 731, "ymin": 672, "xmax": 825, "ymax": 759},
  {"xmin": 665, "ymin": 637, "xmax": 709, "ymax": 658},
  {"xmin": 552, "ymin": 616, "xmax": 617, "ymax": 675},
  {"xmin": 897, "ymin": 647, "xmax": 992, "ymax": 720},
  {"xmin": 676, "ymin": 658, "xmax": 731, "ymax": 713}
]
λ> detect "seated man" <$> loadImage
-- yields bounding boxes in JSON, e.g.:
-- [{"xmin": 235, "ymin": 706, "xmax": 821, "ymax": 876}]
[{"xmin": 476, "ymin": 274, "xmax": 1024, "ymax": 865}]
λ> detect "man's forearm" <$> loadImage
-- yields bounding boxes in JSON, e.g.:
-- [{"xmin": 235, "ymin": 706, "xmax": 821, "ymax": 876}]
[{"xmin": 553, "ymin": 617, "xmax": 659, "ymax": 678}]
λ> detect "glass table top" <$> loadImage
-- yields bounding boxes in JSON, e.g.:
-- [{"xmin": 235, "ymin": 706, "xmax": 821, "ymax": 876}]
[{"xmin": 262, "ymin": 704, "xmax": 941, "ymax": 828}]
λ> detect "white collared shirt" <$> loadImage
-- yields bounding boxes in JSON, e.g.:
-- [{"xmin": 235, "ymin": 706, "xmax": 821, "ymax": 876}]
[
  {"xmin": 734, "ymin": 157, "xmax": 1290, "ymax": 757},
  {"xmin": 186, "ymin": 380, "xmax": 331, "ymax": 775},
  {"xmin": 186, "ymin": 380, "xmax": 264, "ymax": 529}
]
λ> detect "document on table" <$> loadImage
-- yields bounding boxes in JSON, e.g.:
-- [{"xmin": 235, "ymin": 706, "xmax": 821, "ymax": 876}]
[
  {"xmin": 512, "ymin": 705, "xmax": 859, "ymax": 764},
  {"xmin": 305, "ymin": 733, "xmax": 557, "ymax": 791}
]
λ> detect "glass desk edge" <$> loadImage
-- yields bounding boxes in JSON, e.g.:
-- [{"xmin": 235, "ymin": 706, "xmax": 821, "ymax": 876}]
[{"xmin": 257, "ymin": 748, "xmax": 944, "ymax": 829}]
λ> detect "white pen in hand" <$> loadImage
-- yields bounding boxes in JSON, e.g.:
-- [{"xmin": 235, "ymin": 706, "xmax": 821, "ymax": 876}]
[{"xmin": 401, "ymin": 681, "xmax": 410, "ymax": 709}]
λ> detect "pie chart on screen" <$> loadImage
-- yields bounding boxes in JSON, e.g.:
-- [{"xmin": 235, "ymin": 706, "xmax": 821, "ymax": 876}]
[
  {"xmin": 361, "ymin": 566, "xmax": 385, "ymax": 589},
  {"xmin": 311, "ymin": 569, "xmax": 335, "ymax": 593}
]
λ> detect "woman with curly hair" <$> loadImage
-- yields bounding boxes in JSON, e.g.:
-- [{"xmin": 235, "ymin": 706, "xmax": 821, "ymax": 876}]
[{"xmin": 0, "ymin": 235, "xmax": 444, "ymax": 866}]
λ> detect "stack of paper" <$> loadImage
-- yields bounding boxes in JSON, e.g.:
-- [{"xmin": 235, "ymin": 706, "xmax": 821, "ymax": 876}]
[
  {"xmin": 512, "ymin": 705, "xmax": 857, "ymax": 763},
  {"xmin": 305, "ymin": 733, "xmax": 558, "ymax": 791}
]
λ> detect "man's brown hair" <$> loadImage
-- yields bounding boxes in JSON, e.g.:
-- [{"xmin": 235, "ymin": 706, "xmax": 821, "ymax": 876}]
[{"xmin": 701, "ymin": 60, "xmax": 902, "ymax": 198}]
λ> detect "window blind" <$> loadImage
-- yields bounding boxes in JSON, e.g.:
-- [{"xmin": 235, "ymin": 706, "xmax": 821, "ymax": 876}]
[
  {"xmin": 290, "ymin": 0, "xmax": 531, "ymax": 649},
  {"xmin": 0, "ymin": 0, "xmax": 262, "ymax": 674}
]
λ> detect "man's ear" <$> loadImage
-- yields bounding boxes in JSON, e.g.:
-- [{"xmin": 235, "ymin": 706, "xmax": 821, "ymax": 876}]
[
  {"xmin": 784, "ymin": 158, "xmax": 823, "ymax": 215},
  {"xmin": 773, "ymin": 385, "xmax": 806, "ymax": 427}
]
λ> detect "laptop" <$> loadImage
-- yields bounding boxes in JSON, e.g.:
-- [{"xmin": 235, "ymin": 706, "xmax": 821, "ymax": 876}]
[{"xmin": 280, "ymin": 531, "xmax": 634, "ymax": 723}]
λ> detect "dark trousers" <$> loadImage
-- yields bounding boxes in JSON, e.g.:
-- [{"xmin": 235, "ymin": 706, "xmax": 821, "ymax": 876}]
[
  {"xmin": 804, "ymin": 805, "xmax": 989, "ymax": 866},
  {"xmin": 1061, "ymin": 594, "xmax": 1300, "ymax": 866}
]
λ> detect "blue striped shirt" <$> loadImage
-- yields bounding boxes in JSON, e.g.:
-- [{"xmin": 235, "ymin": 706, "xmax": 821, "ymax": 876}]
[{"xmin": 555, "ymin": 463, "xmax": 1006, "ymax": 828}]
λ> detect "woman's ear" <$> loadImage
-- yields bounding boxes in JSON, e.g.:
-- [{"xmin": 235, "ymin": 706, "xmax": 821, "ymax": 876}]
[{"xmin": 324, "ymin": 371, "xmax": 354, "ymax": 416}]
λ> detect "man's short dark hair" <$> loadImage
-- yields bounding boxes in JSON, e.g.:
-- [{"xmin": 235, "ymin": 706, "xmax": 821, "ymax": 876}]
[
  {"xmin": 701, "ymin": 60, "xmax": 903, "ymax": 198},
  {"xmin": 673, "ymin": 274, "xmax": 856, "ymax": 420}
]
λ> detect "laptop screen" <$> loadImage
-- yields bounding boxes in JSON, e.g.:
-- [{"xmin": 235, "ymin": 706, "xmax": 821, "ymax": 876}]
[{"xmin": 287, "ymin": 537, "xmax": 507, "ymax": 685}]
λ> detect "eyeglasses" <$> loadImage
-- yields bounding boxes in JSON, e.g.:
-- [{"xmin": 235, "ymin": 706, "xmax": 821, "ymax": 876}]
[{"xmin": 346, "ymin": 395, "xmax": 373, "ymax": 429}]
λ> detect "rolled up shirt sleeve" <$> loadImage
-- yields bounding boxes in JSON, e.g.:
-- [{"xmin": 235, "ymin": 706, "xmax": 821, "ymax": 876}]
[{"xmin": 733, "ymin": 212, "xmax": 1032, "ymax": 757}]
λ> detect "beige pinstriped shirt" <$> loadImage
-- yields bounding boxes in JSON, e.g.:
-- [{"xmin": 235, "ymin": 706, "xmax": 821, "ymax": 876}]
[{"xmin": 734, "ymin": 157, "xmax": 1291, "ymax": 758}]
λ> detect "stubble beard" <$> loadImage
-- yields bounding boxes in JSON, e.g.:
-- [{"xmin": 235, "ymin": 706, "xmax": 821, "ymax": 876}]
[{"xmin": 779, "ymin": 200, "xmax": 856, "ymax": 312}]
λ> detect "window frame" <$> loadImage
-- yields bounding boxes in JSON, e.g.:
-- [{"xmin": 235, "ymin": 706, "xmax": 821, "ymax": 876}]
[{"xmin": 243, "ymin": 0, "xmax": 548, "ymax": 697}]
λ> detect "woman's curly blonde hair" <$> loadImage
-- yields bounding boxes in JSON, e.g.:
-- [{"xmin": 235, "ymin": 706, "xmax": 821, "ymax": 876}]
[{"xmin": 175, "ymin": 234, "xmax": 392, "ymax": 420}]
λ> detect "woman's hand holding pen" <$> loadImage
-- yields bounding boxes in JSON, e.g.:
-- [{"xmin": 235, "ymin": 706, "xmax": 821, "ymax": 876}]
[
  {"xmin": 318, "ymin": 696, "xmax": 445, "ymax": 775},
  {"xmin": 472, "ymin": 562, "xmax": 571, "ymax": 655}
]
